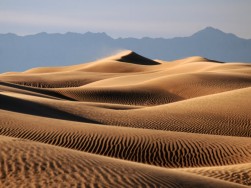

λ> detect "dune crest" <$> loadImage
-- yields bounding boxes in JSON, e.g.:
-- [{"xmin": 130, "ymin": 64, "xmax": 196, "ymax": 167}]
[
  {"xmin": 0, "ymin": 51, "xmax": 251, "ymax": 187},
  {"xmin": 110, "ymin": 50, "xmax": 160, "ymax": 65}
]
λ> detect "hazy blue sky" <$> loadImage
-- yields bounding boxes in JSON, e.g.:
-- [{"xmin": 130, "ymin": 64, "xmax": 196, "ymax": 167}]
[{"xmin": 0, "ymin": 0, "xmax": 251, "ymax": 38}]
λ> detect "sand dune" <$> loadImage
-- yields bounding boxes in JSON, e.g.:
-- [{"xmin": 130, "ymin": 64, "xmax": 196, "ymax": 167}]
[
  {"xmin": 1, "ymin": 135, "xmax": 246, "ymax": 188},
  {"xmin": 1, "ymin": 108, "xmax": 251, "ymax": 169},
  {"xmin": 0, "ymin": 51, "xmax": 251, "ymax": 187}
]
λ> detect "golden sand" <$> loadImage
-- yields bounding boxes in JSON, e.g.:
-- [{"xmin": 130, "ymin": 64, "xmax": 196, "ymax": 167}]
[{"xmin": 1, "ymin": 51, "xmax": 251, "ymax": 187}]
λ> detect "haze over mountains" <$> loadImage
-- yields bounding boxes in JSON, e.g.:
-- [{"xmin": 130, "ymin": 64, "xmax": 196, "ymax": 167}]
[{"xmin": 0, "ymin": 26, "xmax": 251, "ymax": 73}]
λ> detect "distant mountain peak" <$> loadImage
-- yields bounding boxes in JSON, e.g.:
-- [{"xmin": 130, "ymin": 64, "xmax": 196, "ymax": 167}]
[
  {"xmin": 203, "ymin": 26, "xmax": 222, "ymax": 32},
  {"xmin": 192, "ymin": 27, "xmax": 225, "ymax": 37},
  {"xmin": 192, "ymin": 26, "xmax": 238, "ymax": 39}
]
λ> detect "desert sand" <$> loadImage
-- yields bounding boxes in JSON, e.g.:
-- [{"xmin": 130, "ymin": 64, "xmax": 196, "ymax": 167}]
[{"xmin": 0, "ymin": 50, "xmax": 251, "ymax": 187}]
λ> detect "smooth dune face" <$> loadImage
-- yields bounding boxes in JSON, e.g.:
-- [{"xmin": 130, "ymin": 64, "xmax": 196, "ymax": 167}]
[{"xmin": 0, "ymin": 51, "xmax": 251, "ymax": 187}]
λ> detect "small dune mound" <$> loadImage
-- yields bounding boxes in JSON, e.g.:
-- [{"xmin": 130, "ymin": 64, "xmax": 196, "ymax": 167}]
[
  {"xmin": 185, "ymin": 56, "xmax": 222, "ymax": 63},
  {"xmin": 171, "ymin": 56, "xmax": 218, "ymax": 65}
]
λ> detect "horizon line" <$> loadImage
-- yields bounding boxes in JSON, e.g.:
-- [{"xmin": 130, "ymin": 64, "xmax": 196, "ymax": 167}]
[{"xmin": 0, "ymin": 26, "xmax": 248, "ymax": 40}]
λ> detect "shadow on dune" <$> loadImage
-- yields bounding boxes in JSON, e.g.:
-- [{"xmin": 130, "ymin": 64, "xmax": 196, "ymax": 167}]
[
  {"xmin": 0, "ymin": 93, "xmax": 101, "ymax": 124},
  {"xmin": 0, "ymin": 82, "xmax": 75, "ymax": 100},
  {"xmin": 118, "ymin": 51, "xmax": 160, "ymax": 65}
]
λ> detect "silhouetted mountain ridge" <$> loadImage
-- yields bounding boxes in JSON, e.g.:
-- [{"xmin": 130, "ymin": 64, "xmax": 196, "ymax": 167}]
[{"xmin": 0, "ymin": 27, "xmax": 250, "ymax": 73}]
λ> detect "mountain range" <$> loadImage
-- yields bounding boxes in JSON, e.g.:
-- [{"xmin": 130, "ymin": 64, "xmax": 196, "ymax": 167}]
[{"xmin": 0, "ymin": 27, "xmax": 251, "ymax": 73}]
